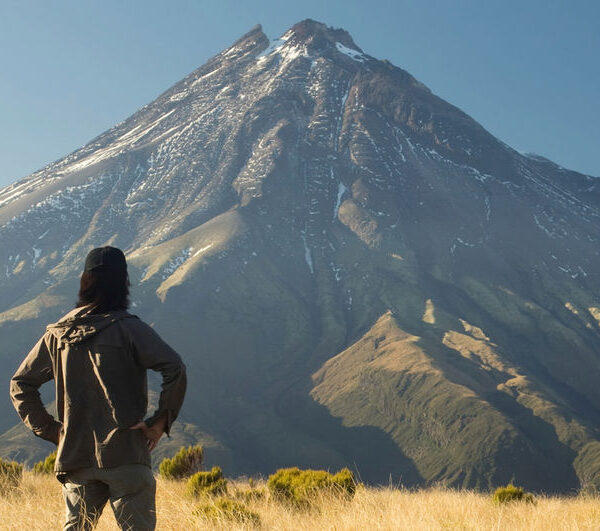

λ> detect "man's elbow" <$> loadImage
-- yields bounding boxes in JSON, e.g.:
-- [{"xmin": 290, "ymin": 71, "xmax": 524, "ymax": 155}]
[
  {"xmin": 174, "ymin": 361, "xmax": 187, "ymax": 400},
  {"xmin": 164, "ymin": 359, "xmax": 186, "ymax": 386},
  {"xmin": 9, "ymin": 378, "xmax": 25, "ymax": 408},
  {"xmin": 178, "ymin": 362, "xmax": 187, "ymax": 386}
]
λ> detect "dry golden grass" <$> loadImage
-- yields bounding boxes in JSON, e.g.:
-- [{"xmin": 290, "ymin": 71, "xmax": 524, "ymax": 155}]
[{"xmin": 1, "ymin": 472, "xmax": 600, "ymax": 530}]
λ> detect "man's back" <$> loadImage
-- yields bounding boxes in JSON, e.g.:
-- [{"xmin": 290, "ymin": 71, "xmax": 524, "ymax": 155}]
[{"xmin": 10, "ymin": 305, "xmax": 187, "ymax": 474}]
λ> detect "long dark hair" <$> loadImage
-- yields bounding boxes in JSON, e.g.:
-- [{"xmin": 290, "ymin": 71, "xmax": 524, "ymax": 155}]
[{"xmin": 76, "ymin": 271, "xmax": 130, "ymax": 313}]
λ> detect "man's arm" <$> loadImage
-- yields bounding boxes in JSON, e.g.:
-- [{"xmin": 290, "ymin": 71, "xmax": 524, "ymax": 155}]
[
  {"xmin": 9, "ymin": 336, "xmax": 61, "ymax": 444},
  {"xmin": 125, "ymin": 318, "xmax": 187, "ymax": 442}
]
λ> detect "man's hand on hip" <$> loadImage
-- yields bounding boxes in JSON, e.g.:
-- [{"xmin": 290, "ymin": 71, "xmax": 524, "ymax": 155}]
[{"xmin": 130, "ymin": 414, "xmax": 168, "ymax": 451}]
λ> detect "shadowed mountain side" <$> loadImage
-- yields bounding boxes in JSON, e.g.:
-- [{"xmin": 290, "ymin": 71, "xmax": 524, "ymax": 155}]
[
  {"xmin": 311, "ymin": 311, "xmax": 582, "ymax": 492},
  {"xmin": 276, "ymin": 380, "xmax": 424, "ymax": 486}
]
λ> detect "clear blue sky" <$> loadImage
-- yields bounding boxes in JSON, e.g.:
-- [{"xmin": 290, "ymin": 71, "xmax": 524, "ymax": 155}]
[{"xmin": 1, "ymin": 0, "xmax": 598, "ymax": 188}]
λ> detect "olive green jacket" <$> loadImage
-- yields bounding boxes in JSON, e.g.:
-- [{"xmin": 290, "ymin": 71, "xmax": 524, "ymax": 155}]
[{"xmin": 10, "ymin": 306, "xmax": 187, "ymax": 474}]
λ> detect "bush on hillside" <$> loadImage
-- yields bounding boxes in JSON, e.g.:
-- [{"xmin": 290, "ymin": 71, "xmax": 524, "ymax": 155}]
[
  {"xmin": 492, "ymin": 484, "xmax": 535, "ymax": 504},
  {"xmin": 33, "ymin": 451, "xmax": 56, "ymax": 474},
  {"xmin": 159, "ymin": 444, "xmax": 203, "ymax": 480},
  {"xmin": 0, "ymin": 458, "xmax": 23, "ymax": 495},
  {"xmin": 267, "ymin": 467, "xmax": 356, "ymax": 506},
  {"xmin": 187, "ymin": 466, "xmax": 227, "ymax": 497},
  {"xmin": 233, "ymin": 487, "xmax": 266, "ymax": 503},
  {"xmin": 193, "ymin": 497, "xmax": 260, "ymax": 526}
]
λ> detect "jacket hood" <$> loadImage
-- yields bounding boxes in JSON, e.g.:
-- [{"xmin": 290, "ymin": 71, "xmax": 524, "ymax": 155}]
[{"xmin": 46, "ymin": 306, "xmax": 136, "ymax": 345}]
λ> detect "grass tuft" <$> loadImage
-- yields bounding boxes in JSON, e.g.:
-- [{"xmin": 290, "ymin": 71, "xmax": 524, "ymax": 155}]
[
  {"xmin": 193, "ymin": 497, "xmax": 261, "ymax": 526},
  {"xmin": 0, "ymin": 458, "xmax": 22, "ymax": 495}
]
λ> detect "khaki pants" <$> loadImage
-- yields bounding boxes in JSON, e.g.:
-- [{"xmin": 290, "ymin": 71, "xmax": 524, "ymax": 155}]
[{"xmin": 61, "ymin": 464, "xmax": 156, "ymax": 530}]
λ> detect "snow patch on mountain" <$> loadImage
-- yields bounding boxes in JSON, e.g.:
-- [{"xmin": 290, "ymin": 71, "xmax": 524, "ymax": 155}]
[
  {"xmin": 256, "ymin": 30, "xmax": 296, "ymax": 60},
  {"xmin": 59, "ymin": 110, "xmax": 178, "ymax": 176},
  {"xmin": 193, "ymin": 243, "xmax": 213, "ymax": 257},
  {"xmin": 335, "ymin": 42, "xmax": 365, "ymax": 62},
  {"xmin": 256, "ymin": 31, "xmax": 311, "ymax": 67},
  {"xmin": 0, "ymin": 174, "xmax": 61, "ymax": 208},
  {"xmin": 333, "ymin": 182, "xmax": 347, "ymax": 219},
  {"xmin": 162, "ymin": 247, "xmax": 193, "ymax": 279},
  {"xmin": 301, "ymin": 231, "xmax": 314, "ymax": 274},
  {"xmin": 256, "ymin": 37, "xmax": 289, "ymax": 59},
  {"xmin": 3, "ymin": 174, "xmax": 113, "ymax": 231},
  {"xmin": 32, "ymin": 246, "xmax": 42, "ymax": 266}
]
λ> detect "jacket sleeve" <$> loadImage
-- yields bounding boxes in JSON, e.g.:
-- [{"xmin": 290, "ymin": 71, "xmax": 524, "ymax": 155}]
[
  {"xmin": 10, "ymin": 335, "xmax": 62, "ymax": 444},
  {"xmin": 126, "ymin": 318, "xmax": 187, "ymax": 435}
]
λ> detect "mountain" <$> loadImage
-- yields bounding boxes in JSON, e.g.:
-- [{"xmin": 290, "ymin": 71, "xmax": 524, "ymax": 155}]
[{"xmin": 0, "ymin": 19, "xmax": 599, "ymax": 492}]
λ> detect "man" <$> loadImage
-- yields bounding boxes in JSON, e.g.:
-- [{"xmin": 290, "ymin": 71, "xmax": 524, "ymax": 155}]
[{"xmin": 10, "ymin": 246, "xmax": 187, "ymax": 530}]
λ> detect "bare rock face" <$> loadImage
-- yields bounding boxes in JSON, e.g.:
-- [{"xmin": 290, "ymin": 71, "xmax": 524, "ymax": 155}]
[{"xmin": 1, "ymin": 19, "xmax": 599, "ymax": 491}]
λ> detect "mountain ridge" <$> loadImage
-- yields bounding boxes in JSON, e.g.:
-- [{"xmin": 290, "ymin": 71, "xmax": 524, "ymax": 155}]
[{"xmin": 0, "ymin": 20, "xmax": 599, "ymax": 492}]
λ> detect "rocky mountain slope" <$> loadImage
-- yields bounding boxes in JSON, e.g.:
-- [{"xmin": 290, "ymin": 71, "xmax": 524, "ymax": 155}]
[{"xmin": 1, "ymin": 20, "xmax": 599, "ymax": 492}]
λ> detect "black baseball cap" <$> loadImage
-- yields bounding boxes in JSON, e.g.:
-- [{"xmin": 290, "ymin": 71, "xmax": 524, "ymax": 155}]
[{"xmin": 84, "ymin": 246, "xmax": 127, "ymax": 274}]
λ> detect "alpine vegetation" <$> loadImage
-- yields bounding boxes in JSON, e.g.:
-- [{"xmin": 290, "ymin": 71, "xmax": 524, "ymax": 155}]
[
  {"xmin": 159, "ymin": 445, "xmax": 204, "ymax": 480},
  {"xmin": 492, "ymin": 484, "xmax": 536, "ymax": 505},
  {"xmin": 187, "ymin": 466, "xmax": 228, "ymax": 497},
  {"xmin": 267, "ymin": 467, "xmax": 356, "ymax": 506},
  {"xmin": 32, "ymin": 451, "xmax": 57, "ymax": 475}
]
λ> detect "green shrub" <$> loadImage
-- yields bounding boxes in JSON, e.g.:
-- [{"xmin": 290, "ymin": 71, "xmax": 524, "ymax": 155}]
[
  {"xmin": 187, "ymin": 466, "xmax": 227, "ymax": 497},
  {"xmin": 0, "ymin": 458, "xmax": 23, "ymax": 495},
  {"xmin": 267, "ymin": 467, "xmax": 356, "ymax": 506},
  {"xmin": 33, "ymin": 451, "xmax": 56, "ymax": 474},
  {"xmin": 492, "ymin": 484, "xmax": 535, "ymax": 504},
  {"xmin": 193, "ymin": 497, "xmax": 260, "ymax": 526},
  {"xmin": 233, "ymin": 487, "xmax": 266, "ymax": 503},
  {"xmin": 159, "ymin": 444, "xmax": 203, "ymax": 480}
]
